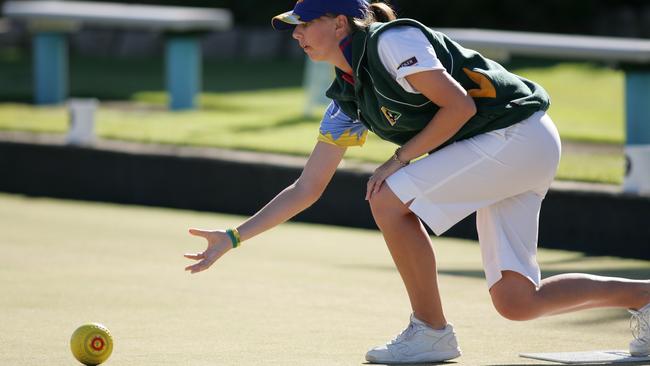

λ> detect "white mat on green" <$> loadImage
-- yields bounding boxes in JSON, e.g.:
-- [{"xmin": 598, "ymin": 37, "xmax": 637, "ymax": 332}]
[{"xmin": 520, "ymin": 350, "xmax": 650, "ymax": 364}]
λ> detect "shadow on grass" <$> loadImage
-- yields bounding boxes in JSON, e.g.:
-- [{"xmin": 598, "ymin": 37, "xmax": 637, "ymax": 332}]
[
  {"xmin": 343, "ymin": 249, "xmax": 650, "ymax": 280},
  {"xmin": 485, "ymin": 364, "xmax": 566, "ymax": 366},
  {"xmin": 440, "ymin": 268, "xmax": 650, "ymax": 281},
  {"xmin": 362, "ymin": 362, "xmax": 458, "ymax": 365},
  {"xmin": 486, "ymin": 364, "xmax": 650, "ymax": 366},
  {"xmin": 340, "ymin": 264, "xmax": 650, "ymax": 283}
]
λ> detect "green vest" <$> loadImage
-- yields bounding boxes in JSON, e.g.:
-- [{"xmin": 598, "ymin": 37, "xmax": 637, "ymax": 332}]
[{"xmin": 325, "ymin": 19, "xmax": 550, "ymax": 149}]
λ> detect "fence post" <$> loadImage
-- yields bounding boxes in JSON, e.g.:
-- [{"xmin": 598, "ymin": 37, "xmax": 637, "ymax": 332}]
[
  {"xmin": 303, "ymin": 57, "xmax": 333, "ymax": 117},
  {"xmin": 166, "ymin": 35, "xmax": 201, "ymax": 110},
  {"xmin": 624, "ymin": 70, "xmax": 650, "ymax": 195},
  {"xmin": 33, "ymin": 32, "xmax": 68, "ymax": 104}
]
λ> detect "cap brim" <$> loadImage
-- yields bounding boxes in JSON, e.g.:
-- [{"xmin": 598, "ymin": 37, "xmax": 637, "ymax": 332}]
[{"xmin": 272, "ymin": 10, "xmax": 304, "ymax": 31}]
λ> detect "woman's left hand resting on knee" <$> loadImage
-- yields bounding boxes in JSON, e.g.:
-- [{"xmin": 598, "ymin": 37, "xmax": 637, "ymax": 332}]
[{"xmin": 366, "ymin": 157, "xmax": 406, "ymax": 201}]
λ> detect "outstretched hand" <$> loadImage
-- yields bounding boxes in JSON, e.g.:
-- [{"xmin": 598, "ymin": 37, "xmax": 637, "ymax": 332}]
[{"xmin": 184, "ymin": 228, "xmax": 232, "ymax": 274}]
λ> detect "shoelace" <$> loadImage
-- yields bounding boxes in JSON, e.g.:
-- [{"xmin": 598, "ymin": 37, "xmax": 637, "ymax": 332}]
[
  {"xmin": 388, "ymin": 322, "xmax": 417, "ymax": 345},
  {"xmin": 630, "ymin": 309, "xmax": 650, "ymax": 341}
]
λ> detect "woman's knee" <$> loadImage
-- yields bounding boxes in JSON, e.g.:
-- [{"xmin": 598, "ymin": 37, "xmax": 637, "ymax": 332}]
[
  {"xmin": 368, "ymin": 184, "xmax": 410, "ymax": 221},
  {"xmin": 490, "ymin": 271, "xmax": 540, "ymax": 321}
]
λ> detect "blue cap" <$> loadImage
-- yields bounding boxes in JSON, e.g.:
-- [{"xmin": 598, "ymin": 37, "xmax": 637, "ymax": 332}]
[{"xmin": 272, "ymin": 0, "xmax": 369, "ymax": 31}]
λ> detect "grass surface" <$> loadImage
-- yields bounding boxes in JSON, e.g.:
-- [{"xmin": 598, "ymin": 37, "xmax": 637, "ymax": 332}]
[
  {"xmin": 513, "ymin": 62, "xmax": 624, "ymax": 144},
  {"xmin": 0, "ymin": 52, "xmax": 626, "ymax": 184},
  {"xmin": 0, "ymin": 100, "xmax": 625, "ymax": 184},
  {"xmin": 556, "ymin": 151, "xmax": 624, "ymax": 184},
  {"xmin": 1, "ymin": 193, "xmax": 648, "ymax": 365}
]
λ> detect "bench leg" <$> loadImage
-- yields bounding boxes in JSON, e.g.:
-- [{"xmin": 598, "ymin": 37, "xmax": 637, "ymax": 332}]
[
  {"xmin": 166, "ymin": 36, "xmax": 201, "ymax": 111},
  {"xmin": 33, "ymin": 32, "xmax": 68, "ymax": 105},
  {"xmin": 624, "ymin": 71, "xmax": 650, "ymax": 194},
  {"xmin": 303, "ymin": 57, "xmax": 333, "ymax": 117}
]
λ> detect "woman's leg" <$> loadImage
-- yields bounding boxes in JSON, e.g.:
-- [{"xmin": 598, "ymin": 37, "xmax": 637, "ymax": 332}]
[
  {"xmin": 477, "ymin": 191, "xmax": 650, "ymax": 320},
  {"xmin": 369, "ymin": 184, "xmax": 447, "ymax": 329},
  {"xmin": 490, "ymin": 271, "xmax": 650, "ymax": 321}
]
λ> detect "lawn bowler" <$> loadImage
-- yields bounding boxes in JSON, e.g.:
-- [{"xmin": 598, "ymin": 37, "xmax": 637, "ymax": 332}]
[{"xmin": 184, "ymin": 0, "xmax": 650, "ymax": 363}]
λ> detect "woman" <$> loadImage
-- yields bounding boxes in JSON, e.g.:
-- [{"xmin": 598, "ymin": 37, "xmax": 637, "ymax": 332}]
[{"xmin": 184, "ymin": 0, "xmax": 650, "ymax": 363}]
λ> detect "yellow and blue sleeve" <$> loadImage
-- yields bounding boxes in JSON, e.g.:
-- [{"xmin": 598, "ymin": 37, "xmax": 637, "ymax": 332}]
[{"xmin": 317, "ymin": 101, "xmax": 368, "ymax": 147}]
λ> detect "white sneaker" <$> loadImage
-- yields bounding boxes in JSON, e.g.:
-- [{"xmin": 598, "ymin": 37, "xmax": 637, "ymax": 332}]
[
  {"xmin": 630, "ymin": 302, "xmax": 650, "ymax": 357},
  {"xmin": 365, "ymin": 314, "xmax": 461, "ymax": 364}
]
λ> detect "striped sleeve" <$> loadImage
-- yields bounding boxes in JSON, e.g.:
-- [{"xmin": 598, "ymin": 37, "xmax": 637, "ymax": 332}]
[{"xmin": 317, "ymin": 101, "xmax": 368, "ymax": 147}]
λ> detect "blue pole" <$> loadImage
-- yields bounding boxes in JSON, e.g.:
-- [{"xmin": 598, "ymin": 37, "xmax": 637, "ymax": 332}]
[
  {"xmin": 624, "ymin": 71, "xmax": 650, "ymax": 194},
  {"xmin": 33, "ymin": 32, "xmax": 68, "ymax": 105},
  {"xmin": 303, "ymin": 57, "xmax": 334, "ymax": 117},
  {"xmin": 625, "ymin": 71, "xmax": 650, "ymax": 145},
  {"xmin": 166, "ymin": 36, "xmax": 201, "ymax": 110}
]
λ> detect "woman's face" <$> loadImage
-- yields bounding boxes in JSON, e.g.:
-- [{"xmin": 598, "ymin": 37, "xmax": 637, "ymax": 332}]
[{"xmin": 292, "ymin": 16, "xmax": 347, "ymax": 63}]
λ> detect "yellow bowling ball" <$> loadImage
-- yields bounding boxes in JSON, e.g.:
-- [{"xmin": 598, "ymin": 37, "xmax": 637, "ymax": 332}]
[{"xmin": 70, "ymin": 323, "xmax": 113, "ymax": 365}]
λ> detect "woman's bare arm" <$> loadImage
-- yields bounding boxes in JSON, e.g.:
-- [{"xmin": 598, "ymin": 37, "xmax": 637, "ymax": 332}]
[
  {"xmin": 237, "ymin": 141, "xmax": 347, "ymax": 241},
  {"xmin": 185, "ymin": 141, "xmax": 346, "ymax": 273}
]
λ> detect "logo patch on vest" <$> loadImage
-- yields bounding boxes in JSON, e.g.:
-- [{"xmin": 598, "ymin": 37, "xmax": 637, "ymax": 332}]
[
  {"xmin": 381, "ymin": 106, "xmax": 402, "ymax": 126},
  {"xmin": 397, "ymin": 56, "xmax": 418, "ymax": 70}
]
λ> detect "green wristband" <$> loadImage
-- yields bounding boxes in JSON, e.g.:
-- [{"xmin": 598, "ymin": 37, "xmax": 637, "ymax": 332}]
[{"xmin": 226, "ymin": 228, "xmax": 240, "ymax": 248}]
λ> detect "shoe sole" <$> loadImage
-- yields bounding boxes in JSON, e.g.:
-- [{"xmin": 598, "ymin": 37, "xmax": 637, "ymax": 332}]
[{"xmin": 366, "ymin": 349, "xmax": 461, "ymax": 364}]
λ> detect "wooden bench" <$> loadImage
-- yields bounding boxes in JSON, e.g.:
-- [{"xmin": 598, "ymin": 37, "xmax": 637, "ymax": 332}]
[{"xmin": 2, "ymin": 0, "xmax": 233, "ymax": 110}]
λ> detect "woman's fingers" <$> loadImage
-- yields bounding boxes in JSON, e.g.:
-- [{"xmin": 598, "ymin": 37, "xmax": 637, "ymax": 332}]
[
  {"xmin": 185, "ymin": 229, "xmax": 209, "ymax": 261},
  {"xmin": 184, "ymin": 252, "xmax": 205, "ymax": 260},
  {"xmin": 184, "ymin": 241, "xmax": 231, "ymax": 274},
  {"xmin": 367, "ymin": 159, "xmax": 404, "ymax": 200},
  {"xmin": 185, "ymin": 261, "xmax": 202, "ymax": 273},
  {"xmin": 185, "ymin": 254, "xmax": 221, "ymax": 274},
  {"xmin": 366, "ymin": 178, "xmax": 375, "ymax": 200},
  {"xmin": 188, "ymin": 228, "xmax": 209, "ymax": 238},
  {"xmin": 185, "ymin": 252, "xmax": 214, "ymax": 272},
  {"xmin": 366, "ymin": 174, "xmax": 387, "ymax": 200},
  {"xmin": 374, "ymin": 180, "xmax": 383, "ymax": 195},
  {"xmin": 185, "ymin": 260, "xmax": 209, "ymax": 273}
]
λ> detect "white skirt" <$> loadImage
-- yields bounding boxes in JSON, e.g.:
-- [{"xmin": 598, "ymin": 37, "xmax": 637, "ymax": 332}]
[{"xmin": 385, "ymin": 111, "xmax": 562, "ymax": 288}]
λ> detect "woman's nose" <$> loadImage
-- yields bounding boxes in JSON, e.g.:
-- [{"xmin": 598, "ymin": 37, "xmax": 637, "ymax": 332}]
[{"xmin": 292, "ymin": 25, "xmax": 303, "ymax": 40}]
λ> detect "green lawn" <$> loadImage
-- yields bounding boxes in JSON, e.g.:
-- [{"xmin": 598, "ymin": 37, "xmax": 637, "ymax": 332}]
[
  {"xmin": 0, "ymin": 51, "xmax": 625, "ymax": 184},
  {"xmin": 557, "ymin": 150, "xmax": 624, "ymax": 184},
  {"xmin": 513, "ymin": 61, "xmax": 624, "ymax": 144},
  {"xmin": 1, "ymin": 192, "xmax": 648, "ymax": 365}
]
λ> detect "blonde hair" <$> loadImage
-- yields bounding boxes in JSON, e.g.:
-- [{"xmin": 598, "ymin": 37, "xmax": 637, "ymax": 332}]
[{"xmin": 349, "ymin": 2, "xmax": 397, "ymax": 31}]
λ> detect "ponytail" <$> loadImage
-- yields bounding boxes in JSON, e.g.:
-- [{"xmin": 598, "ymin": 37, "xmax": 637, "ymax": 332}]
[
  {"xmin": 348, "ymin": 1, "xmax": 397, "ymax": 32},
  {"xmin": 368, "ymin": 2, "xmax": 397, "ymax": 23}
]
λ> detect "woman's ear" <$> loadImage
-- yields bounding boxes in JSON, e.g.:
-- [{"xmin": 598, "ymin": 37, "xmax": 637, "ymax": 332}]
[{"xmin": 334, "ymin": 14, "xmax": 351, "ymax": 37}]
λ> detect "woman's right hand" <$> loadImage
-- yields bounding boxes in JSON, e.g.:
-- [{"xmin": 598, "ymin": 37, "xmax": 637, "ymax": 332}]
[{"xmin": 184, "ymin": 228, "xmax": 232, "ymax": 274}]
